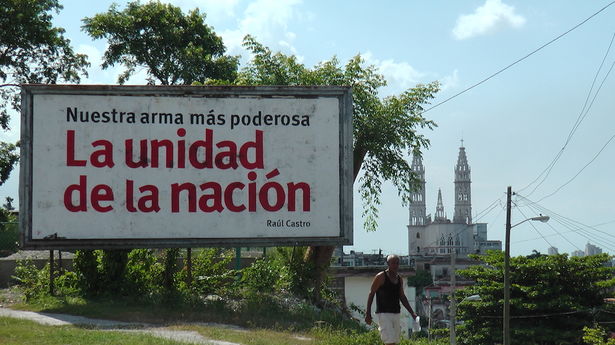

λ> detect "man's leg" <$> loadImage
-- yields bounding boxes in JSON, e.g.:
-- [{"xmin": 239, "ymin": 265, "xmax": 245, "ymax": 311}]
[{"xmin": 376, "ymin": 313, "xmax": 401, "ymax": 345}]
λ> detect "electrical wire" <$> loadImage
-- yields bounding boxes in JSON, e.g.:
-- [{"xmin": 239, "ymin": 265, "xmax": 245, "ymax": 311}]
[
  {"xmin": 514, "ymin": 202, "xmax": 554, "ymax": 249},
  {"xmin": 536, "ymin": 132, "xmax": 615, "ymax": 203},
  {"xmin": 420, "ymin": 1, "xmax": 615, "ymax": 115},
  {"xmin": 518, "ymin": 194, "xmax": 615, "ymax": 252},
  {"xmin": 520, "ymin": 32, "xmax": 615, "ymax": 196}
]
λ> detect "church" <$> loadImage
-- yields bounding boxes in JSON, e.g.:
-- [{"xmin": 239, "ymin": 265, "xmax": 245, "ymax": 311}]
[{"xmin": 408, "ymin": 143, "xmax": 501, "ymax": 265}]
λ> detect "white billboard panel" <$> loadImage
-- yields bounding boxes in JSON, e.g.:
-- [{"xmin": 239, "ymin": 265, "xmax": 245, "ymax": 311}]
[{"xmin": 20, "ymin": 85, "xmax": 352, "ymax": 249}]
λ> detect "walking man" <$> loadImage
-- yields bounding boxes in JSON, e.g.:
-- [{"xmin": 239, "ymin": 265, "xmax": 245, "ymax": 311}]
[{"xmin": 365, "ymin": 254, "xmax": 417, "ymax": 345}]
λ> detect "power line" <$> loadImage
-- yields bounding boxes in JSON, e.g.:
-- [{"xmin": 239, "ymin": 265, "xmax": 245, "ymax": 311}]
[
  {"xmin": 420, "ymin": 1, "xmax": 615, "ymax": 115},
  {"xmin": 536, "ymin": 131, "xmax": 615, "ymax": 203},
  {"xmin": 518, "ymin": 195, "xmax": 615, "ymax": 252},
  {"xmin": 515, "ymin": 202, "xmax": 554, "ymax": 249},
  {"xmin": 519, "ymin": 31, "xmax": 615, "ymax": 196}
]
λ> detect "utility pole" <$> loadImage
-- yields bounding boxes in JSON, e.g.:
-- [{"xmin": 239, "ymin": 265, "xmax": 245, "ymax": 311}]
[
  {"xmin": 450, "ymin": 250, "xmax": 457, "ymax": 345},
  {"xmin": 503, "ymin": 186, "xmax": 512, "ymax": 345}
]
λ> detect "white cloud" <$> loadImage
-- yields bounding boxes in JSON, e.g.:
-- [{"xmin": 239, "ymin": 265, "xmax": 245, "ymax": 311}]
[
  {"xmin": 221, "ymin": 0, "xmax": 303, "ymax": 58},
  {"xmin": 363, "ymin": 52, "xmax": 425, "ymax": 96},
  {"xmin": 441, "ymin": 69, "xmax": 459, "ymax": 92},
  {"xmin": 166, "ymin": 0, "xmax": 240, "ymax": 19},
  {"xmin": 452, "ymin": 0, "xmax": 526, "ymax": 40}
]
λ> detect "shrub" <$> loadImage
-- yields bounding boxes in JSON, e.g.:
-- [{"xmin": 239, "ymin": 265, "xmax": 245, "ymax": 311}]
[
  {"xmin": 12, "ymin": 260, "xmax": 49, "ymax": 300},
  {"xmin": 176, "ymin": 248, "xmax": 235, "ymax": 297},
  {"xmin": 240, "ymin": 257, "xmax": 283, "ymax": 294},
  {"xmin": 124, "ymin": 249, "xmax": 164, "ymax": 298},
  {"xmin": 0, "ymin": 208, "xmax": 18, "ymax": 256}
]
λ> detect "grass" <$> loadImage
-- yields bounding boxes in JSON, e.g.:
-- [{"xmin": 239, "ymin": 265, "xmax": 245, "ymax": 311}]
[
  {"xmin": 8, "ymin": 292, "xmax": 362, "ymax": 332},
  {"xmin": 1, "ymin": 288, "xmax": 447, "ymax": 345},
  {"xmin": 175, "ymin": 324, "xmax": 316, "ymax": 345},
  {"xmin": 0, "ymin": 317, "xmax": 187, "ymax": 345}
]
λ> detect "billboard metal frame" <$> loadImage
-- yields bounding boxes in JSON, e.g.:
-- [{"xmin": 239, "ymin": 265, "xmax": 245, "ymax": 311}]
[{"xmin": 20, "ymin": 85, "xmax": 353, "ymax": 249}]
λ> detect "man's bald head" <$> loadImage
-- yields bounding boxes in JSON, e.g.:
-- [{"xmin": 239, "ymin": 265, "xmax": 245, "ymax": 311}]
[{"xmin": 387, "ymin": 254, "xmax": 400, "ymax": 265}]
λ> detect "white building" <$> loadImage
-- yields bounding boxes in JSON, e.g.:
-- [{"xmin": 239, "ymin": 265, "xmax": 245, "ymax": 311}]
[
  {"xmin": 408, "ymin": 143, "xmax": 501, "ymax": 265},
  {"xmin": 571, "ymin": 250, "xmax": 585, "ymax": 257},
  {"xmin": 585, "ymin": 243, "xmax": 602, "ymax": 256},
  {"xmin": 548, "ymin": 247, "xmax": 559, "ymax": 255}
]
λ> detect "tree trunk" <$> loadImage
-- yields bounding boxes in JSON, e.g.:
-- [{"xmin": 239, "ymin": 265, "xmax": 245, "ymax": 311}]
[{"xmin": 304, "ymin": 245, "xmax": 336, "ymax": 304}]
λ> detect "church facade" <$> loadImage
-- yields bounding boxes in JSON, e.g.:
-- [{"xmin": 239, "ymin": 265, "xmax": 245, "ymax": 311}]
[{"xmin": 408, "ymin": 144, "xmax": 501, "ymax": 262}]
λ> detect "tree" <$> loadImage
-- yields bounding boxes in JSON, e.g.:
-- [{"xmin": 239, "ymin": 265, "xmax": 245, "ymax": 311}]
[
  {"xmin": 82, "ymin": 1, "xmax": 238, "ymax": 85},
  {"xmin": 456, "ymin": 251, "xmax": 615, "ymax": 345},
  {"xmin": 235, "ymin": 36, "xmax": 439, "ymax": 302},
  {"xmin": 0, "ymin": 0, "xmax": 89, "ymax": 185},
  {"xmin": 407, "ymin": 269, "xmax": 433, "ymax": 297}
]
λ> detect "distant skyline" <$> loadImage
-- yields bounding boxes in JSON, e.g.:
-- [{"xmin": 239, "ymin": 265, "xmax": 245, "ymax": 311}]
[{"xmin": 1, "ymin": 0, "xmax": 614, "ymax": 257}]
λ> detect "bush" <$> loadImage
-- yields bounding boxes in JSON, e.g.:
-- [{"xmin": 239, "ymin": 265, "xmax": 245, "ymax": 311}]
[
  {"xmin": 0, "ymin": 208, "xmax": 18, "ymax": 256},
  {"xmin": 124, "ymin": 249, "xmax": 164, "ymax": 298},
  {"xmin": 12, "ymin": 260, "xmax": 48, "ymax": 300},
  {"xmin": 240, "ymin": 257, "xmax": 283, "ymax": 294},
  {"xmin": 73, "ymin": 250, "xmax": 102, "ymax": 296},
  {"xmin": 12, "ymin": 260, "xmax": 79, "ymax": 300},
  {"xmin": 176, "ymin": 248, "xmax": 235, "ymax": 297}
]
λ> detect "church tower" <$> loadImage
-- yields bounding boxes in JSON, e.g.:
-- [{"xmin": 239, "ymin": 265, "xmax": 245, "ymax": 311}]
[
  {"xmin": 434, "ymin": 188, "xmax": 447, "ymax": 222},
  {"xmin": 454, "ymin": 141, "xmax": 472, "ymax": 224},
  {"xmin": 409, "ymin": 154, "xmax": 426, "ymax": 226}
]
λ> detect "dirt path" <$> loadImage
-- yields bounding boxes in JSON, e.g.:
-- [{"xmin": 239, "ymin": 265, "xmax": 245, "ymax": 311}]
[{"xmin": 0, "ymin": 307, "xmax": 241, "ymax": 345}]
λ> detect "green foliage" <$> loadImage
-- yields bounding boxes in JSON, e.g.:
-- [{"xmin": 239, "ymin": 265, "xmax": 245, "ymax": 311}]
[
  {"xmin": 407, "ymin": 269, "xmax": 433, "ymax": 296},
  {"xmin": 0, "ymin": 0, "xmax": 88, "ymax": 184},
  {"xmin": 312, "ymin": 327, "xmax": 447, "ymax": 345},
  {"xmin": 0, "ymin": 142, "xmax": 18, "ymax": 185},
  {"xmin": 82, "ymin": 1, "xmax": 238, "ymax": 85},
  {"xmin": 73, "ymin": 250, "xmax": 102, "ymax": 296},
  {"xmin": 12, "ymin": 260, "xmax": 48, "ymax": 300},
  {"xmin": 176, "ymin": 248, "xmax": 234, "ymax": 296},
  {"xmin": 240, "ymin": 257, "xmax": 282, "ymax": 294},
  {"xmin": 270, "ymin": 247, "xmax": 315, "ymax": 297},
  {"xmin": 162, "ymin": 248, "xmax": 180, "ymax": 293},
  {"xmin": 583, "ymin": 325, "xmax": 615, "ymax": 345},
  {"xmin": 100, "ymin": 249, "xmax": 129, "ymax": 295},
  {"xmin": 236, "ymin": 35, "xmax": 439, "ymax": 231},
  {"xmin": 0, "ymin": 207, "xmax": 18, "ymax": 256},
  {"xmin": 124, "ymin": 249, "xmax": 164, "ymax": 297},
  {"xmin": 457, "ymin": 251, "xmax": 615, "ymax": 345}
]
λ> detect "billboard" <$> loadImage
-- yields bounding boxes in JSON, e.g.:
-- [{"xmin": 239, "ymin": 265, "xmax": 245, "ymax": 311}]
[{"xmin": 20, "ymin": 85, "xmax": 353, "ymax": 249}]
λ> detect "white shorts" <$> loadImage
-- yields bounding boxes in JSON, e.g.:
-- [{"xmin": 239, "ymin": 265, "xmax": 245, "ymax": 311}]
[{"xmin": 376, "ymin": 313, "xmax": 401, "ymax": 344}]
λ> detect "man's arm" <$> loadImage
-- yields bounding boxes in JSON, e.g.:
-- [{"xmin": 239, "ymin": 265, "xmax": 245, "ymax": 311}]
[
  {"xmin": 365, "ymin": 273, "xmax": 384, "ymax": 325},
  {"xmin": 399, "ymin": 277, "xmax": 417, "ymax": 319}
]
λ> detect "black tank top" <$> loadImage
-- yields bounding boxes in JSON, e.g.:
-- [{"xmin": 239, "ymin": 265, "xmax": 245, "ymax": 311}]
[{"xmin": 375, "ymin": 270, "xmax": 401, "ymax": 313}]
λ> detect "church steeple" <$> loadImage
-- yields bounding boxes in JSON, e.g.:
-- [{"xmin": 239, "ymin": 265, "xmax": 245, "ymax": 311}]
[
  {"xmin": 409, "ymin": 154, "xmax": 426, "ymax": 226},
  {"xmin": 435, "ymin": 188, "xmax": 447, "ymax": 222},
  {"xmin": 454, "ymin": 141, "xmax": 472, "ymax": 224}
]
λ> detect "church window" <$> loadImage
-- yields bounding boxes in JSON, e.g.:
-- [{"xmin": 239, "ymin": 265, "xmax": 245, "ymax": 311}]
[
  {"xmin": 440, "ymin": 235, "xmax": 445, "ymax": 246},
  {"xmin": 447, "ymin": 234, "xmax": 453, "ymax": 246},
  {"xmin": 416, "ymin": 232, "xmax": 420, "ymax": 238},
  {"xmin": 417, "ymin": 246, "xmax": 420, "ymax": 252}
]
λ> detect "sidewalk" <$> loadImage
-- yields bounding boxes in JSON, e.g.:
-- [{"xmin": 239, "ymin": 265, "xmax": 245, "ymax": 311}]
[{"xmin": 0, "ymin": 307, "xmax": 241, "ymax": 345}]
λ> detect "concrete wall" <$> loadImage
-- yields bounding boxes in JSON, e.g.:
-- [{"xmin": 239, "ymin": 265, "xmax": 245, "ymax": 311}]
[
  {"xmin": 0, "ymin": 258, "xmax": 72, "ymax": 288},
  {"xmin": 344, "ymin": 275, "xmax": 417, "ymax": 337}
]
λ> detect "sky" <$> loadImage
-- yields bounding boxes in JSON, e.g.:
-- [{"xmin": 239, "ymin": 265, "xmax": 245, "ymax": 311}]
[{"xmin": 1, "ymin": 0, "xmax": 614, "ymax": 257}]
